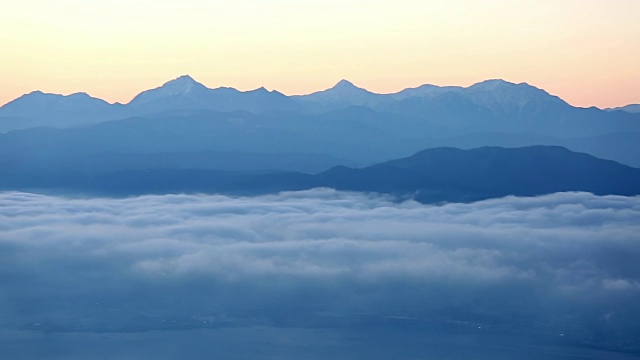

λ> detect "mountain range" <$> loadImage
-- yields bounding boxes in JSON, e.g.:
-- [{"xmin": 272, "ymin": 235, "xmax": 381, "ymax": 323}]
[
  {"xmin": 2, "ymin": 75, "xmax": 639, "ymax": 135},
  {"xmin": 1, "ymin": 75, "xmax": 639, "ymax": 201},
  {"xmin": 3, "ymin": 145, "xmax": 639, "ymax": 203}
]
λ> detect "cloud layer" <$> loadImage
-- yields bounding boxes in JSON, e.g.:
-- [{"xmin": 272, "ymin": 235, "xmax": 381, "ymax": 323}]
[{"xmin": 1, "ymin": 190, "xmax": 639, "ymax": 343}]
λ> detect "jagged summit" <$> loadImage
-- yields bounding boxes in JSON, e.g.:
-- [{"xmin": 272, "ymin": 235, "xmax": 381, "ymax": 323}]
[
  {"xmin": 328, "ymin": 79, "xmax": 371, "ymax": 93},
  {"xmin": 391, "ymin": 83, "xmax": 463, "ymax": 100},
  {"xmin": 333, "ymin": 79, "xmax": 357, "ymax": 88},
  {"xmin": 158, "ymin": 75, "xmax": 208, "ymax": 93},
  {"xmin": 468, "ymin": 79, "xmax": 543, "ymax": 93},
  {"xmin": 466, "ymin": 78, "xmax": 567, "ymax": 107},
  {"xmin": 392, "ymin": 79, "xmax": 541, "ymax": 100},
  {"xmin": 163, "ymin": 74, "xmax": 202, "ymax": 86},
  {"xmin": 470, "ymin": 79, "xmax": 517, "ymax": 89},
  {"xmin": 305, "ymin": 79, "xmax": 371, "ymax": 96},
  {"xmin": 129, "ymin": 75, "xmax": 209, "ymax": 105},
  {"xmin": 249, "ymin": 86, "xmax": 269, "ymax": 93},
  {"xmin": 173, "ymin": 74, "xmax": 197, "ymax": 82},
  {"xmin": 295, "ymin": 79, "xmax": 380, "ymax": 107}
]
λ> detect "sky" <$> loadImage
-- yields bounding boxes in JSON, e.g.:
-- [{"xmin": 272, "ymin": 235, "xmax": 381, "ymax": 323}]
[{"xmin": 0, "ymin": 0, "xmax": 639, "ymax": 108}]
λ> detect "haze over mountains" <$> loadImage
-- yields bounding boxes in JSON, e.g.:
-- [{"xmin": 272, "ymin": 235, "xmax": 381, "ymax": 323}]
[{"xmin": 1, "ymin": 75, "xmax": 639, "ymax": 201}]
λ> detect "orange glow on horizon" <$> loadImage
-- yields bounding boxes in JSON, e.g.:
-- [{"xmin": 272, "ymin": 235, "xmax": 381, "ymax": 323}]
[{"xmin": 1, "ymin": 0, "xmax": 638, "ymax": 109}]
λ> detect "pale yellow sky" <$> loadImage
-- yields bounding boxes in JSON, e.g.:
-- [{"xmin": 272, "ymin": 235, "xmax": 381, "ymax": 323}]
[{"xmin": 1, "ymin": 0, "xmax": 639, "ymax": 108}]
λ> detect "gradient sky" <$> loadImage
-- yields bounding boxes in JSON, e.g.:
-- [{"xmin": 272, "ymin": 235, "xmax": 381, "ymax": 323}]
[{"xmin": 1, "ymin": 0, "xmax": 639, "ymax": 108}]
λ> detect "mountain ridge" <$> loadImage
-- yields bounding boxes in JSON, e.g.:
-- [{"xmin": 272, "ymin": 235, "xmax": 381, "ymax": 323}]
[
  {"xmin": 3, "ymin": 145, "xmax": 638, "ymax": 203},
  {"xmin": 607, "ymin": 104, "xmax": 640, "ymax": 113},
  {"xmin": 2, "ymin": 75, "xmax": 639, "ymax": 168},
  {"xmin": 3, "ymin": 75, "xmax": 636, "ymax": 109}
]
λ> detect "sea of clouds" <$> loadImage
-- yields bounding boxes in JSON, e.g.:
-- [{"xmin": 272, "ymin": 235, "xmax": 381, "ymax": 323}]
[{"xmin": 1, "ymin": 189, "xmax": 639, "ymax": 341}]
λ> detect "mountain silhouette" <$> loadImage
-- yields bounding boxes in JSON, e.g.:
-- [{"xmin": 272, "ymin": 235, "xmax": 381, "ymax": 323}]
[
  {"xmin": 129, "ymin": 75, "xmax": 210, "ymax": 106},
  {"xmin": 607, "ymin": 104, "xmax": 640, "ymax": 113},
  {"xmin": 0, "ymin": 91, "xmax": 129, "ymax": 130},
  {"xmin": 315, "ymin": 145, "xmax": 640, "ymax": 202},
  {"xmin": 3, "ymin": 75, "xmax": 637, "ymax": 136},
  {"xmin": 2, "ymin": 145, "xmax": 639, "ymax": 203},
  {"xmin": 1, "ymin": 75, "xmax": 639, "ymax": 170},
  {"xmin": 293, "ymin": 79, "xmax": 390, "ymax": 110},
  {"xmin": 127, "ymin": 75, "xmax": 301, "ymax": 114}
]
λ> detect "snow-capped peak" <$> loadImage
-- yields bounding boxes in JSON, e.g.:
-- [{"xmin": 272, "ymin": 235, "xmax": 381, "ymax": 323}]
[
  {"xmin": 328, "ymin": 79, "xmax": 372, "ymax": 94},
  {"xmin": 469, "ymin": 79, "xmax": 517, "ymax": 91},
  {"xmin": 158, "ymin": 75, "xmax": 208, "ymax": 95},
  {"xmin": 333, "ymin": 79, "xmax": 356, "ymax": 88},
  {"xmin": 129, "ymin": 75, "xmax": 209, "ymax": 105}
]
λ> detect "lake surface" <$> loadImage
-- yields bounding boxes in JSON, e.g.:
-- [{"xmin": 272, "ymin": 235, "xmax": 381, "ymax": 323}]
[{"xmin": 1, "ymin": 326, "xmax": 638, "ymax": 360}]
